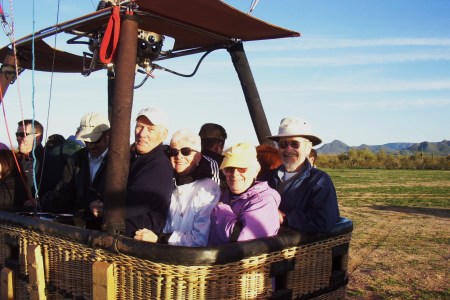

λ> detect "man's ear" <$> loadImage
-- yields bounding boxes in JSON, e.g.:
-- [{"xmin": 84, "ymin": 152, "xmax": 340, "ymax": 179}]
[
  {"xmin": 304, "ymin": 141, "xmax": 313, "ymax": 157},
  {"xmin": 161, "ymin": 127, "xmax": 168, "ymax": 141},
  {"xmin": 194, "ymin": 152, "xmax": 202, "ymax": 165}
]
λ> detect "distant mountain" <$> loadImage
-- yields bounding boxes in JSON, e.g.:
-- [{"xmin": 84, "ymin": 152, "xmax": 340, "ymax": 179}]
[
  {"xmin": 405, "ymin": 140, "xmax": 450, "ymax": 155},
  {"xmin": 317, "ymin": 140, "xmax": 349, "ymax": 154},
  {"xmin": 317, "ymin": 140, "xmax": 449, "ymax": 156}
]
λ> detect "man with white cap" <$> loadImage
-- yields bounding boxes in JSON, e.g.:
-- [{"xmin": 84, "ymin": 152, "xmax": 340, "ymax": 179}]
[
  {"xmin": 267, "ymin": 117, "xmax": 340, "ymax": 234},
  {"xmin": 42, "ymin": 112, "xmax": 111, "ymax": 229},
  {"xmin": 125, "ymin": 107, "xmax": 173, "ymax": 237}
]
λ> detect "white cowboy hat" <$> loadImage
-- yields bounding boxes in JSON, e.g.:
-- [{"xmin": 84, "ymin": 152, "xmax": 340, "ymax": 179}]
[{"xmin": 266, "ymin": 117, "xmax": 322, "ymax": 146}]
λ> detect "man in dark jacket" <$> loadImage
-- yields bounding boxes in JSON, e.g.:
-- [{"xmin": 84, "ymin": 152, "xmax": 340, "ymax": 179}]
[
  {"xmin": 267, "ymin": 117, "xmax": 340, "ymax": 234},
  {"xmin": 15, "ymin": 119, "xmax": 44, "ymax": 200},
  {"xmin": 42, "ymin": 112, "xmax": 110, "ymax": 229},
  {"xmin": 125, "ymin": 107, "xmax": 173, "ymax": 237},
  {"xmin": 198, "ymin": 123, "xmax": 227, "ymax": 189}
]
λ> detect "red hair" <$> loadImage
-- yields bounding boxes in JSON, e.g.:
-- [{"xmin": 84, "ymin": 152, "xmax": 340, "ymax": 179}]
[{"xmin": 256, "ymin": 144, "xmax": 282, "ymax": 180}]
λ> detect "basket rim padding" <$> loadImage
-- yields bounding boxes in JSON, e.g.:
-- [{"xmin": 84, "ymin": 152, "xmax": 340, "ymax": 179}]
[{"xmin": 0, "ymin": 211, "xmax": 352, "ymax": 266}]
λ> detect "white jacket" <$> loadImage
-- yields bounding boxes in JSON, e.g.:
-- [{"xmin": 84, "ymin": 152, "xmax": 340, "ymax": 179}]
[{"xmin": 163, "ymin": 178, "xmax": 221, "ymax": 247}]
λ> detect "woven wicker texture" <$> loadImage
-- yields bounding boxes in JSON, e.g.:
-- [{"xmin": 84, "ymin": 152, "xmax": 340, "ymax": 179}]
[{"xmin": 0, "ymin": 223, "xmax": 350, "ymax": 299}]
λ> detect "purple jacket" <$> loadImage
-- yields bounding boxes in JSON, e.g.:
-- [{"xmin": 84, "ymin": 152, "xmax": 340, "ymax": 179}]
[{"xmin": 208, "ymin": 181, "xmax": 281, "ymax": 246}]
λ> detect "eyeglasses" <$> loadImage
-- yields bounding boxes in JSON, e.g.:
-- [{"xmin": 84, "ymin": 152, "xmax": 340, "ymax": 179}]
[
  {"xmin": 223, "ymin": 167, "xmax": 248, "ymax": 174},
  {"xmin": 167, "ymin": 147, "xmax": 197, "ymax": 157},
  {"xmin": 277, "ymin": 140, "xmax": 306, "ymax": 149},
  {"xmin": 15, "ymin": 132, "xmax": 35, "ymax": 138}
]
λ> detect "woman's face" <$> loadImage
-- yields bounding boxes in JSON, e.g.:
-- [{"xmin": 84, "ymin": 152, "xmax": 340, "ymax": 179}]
[
  {"xmin": 223, "ymin": 165, "xmax": 258, "ymax": 194},
  {"xmin": 169, "ymin": 140, "xmax": 201, "ymax": 175}
]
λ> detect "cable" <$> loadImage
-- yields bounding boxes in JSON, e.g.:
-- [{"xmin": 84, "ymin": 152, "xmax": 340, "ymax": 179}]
[
  {"xmin": 153, "ymin": 49, "xmax": 216, "ymax": 78},
  {"xmin": 38, "ymin": 0, "xmax": 61, "ymax": 194}
]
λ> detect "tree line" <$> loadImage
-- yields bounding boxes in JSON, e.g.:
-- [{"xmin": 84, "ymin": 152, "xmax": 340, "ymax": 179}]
[{"xmin": 316, "ymin": 148, "xmax": 450, "ymax": 170}]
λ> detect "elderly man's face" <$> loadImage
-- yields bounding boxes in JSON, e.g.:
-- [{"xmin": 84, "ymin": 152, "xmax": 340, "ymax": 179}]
[
  {"xmin": 16, "ymin": 124, "xmax": 41, "ymax": 155},
  {"xmin": 277, "ymin": 137, "xmax": 312, "ymax": 172},
  {"xmin": 134, "ymin": 116, "xmax": 168, "ymax": 154}
]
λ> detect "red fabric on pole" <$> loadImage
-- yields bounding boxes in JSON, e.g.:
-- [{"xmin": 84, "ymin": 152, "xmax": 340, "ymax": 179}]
[{"xmin": 99, "ymin": 6, "xmax": 120, "ymax": 64}]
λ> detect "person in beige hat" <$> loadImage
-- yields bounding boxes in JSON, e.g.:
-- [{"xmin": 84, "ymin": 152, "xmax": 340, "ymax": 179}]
[
  {"xmin": 266, "ymin": 117, "xmax": 340, "ymax": 234},
  {"xmin": 41, "ymin": 112, "xmax": 111, "ymax": 230},
  {"xmin": 208, "ymin": 142, "xmax": 281, "ymax": 246}
]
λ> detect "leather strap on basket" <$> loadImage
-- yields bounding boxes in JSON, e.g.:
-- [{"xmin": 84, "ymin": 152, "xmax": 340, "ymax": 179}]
[
  {"xmin": 229, "ymin": 220, "xmax": 243, "ymax": 243},
  {"xmin": 99, "ymin": 6, "xmax": 120, "ymax": 64}
]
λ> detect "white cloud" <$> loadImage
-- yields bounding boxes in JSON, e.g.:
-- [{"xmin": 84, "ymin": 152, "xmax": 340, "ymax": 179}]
[
  {"xmin": 335, "ymin": 98, "xmax": 450, "ymax": 110},
  {"xmin": 245, "ymin": 38, "xmax": 450, "ymax": 51},
  {"xmin": 249, "ymin": 52, "xmax": 450, "ymax": 67},
  {"xmin": 261, "ymin": 78, "xmax": 450, "ymax": 94}
]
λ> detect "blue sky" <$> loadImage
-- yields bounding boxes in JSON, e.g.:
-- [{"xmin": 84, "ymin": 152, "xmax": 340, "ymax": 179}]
[{"xmin": 1, "ymin": 0, "xmax": 449, "ymax": 149}]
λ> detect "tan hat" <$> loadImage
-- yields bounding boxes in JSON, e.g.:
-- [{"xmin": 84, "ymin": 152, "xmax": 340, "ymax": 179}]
[
  {"xmin": 220, "ymin": 142, "xmax": 257, "ymax": 169},
  {"xmin": 266, "ymin": 117, "xmax": 322, "ymax": 146},
  {"xmin": 78, "ymin": 112, "xmax": 110, "ymax": 143},
  {"xmin": 136, "ymin": 107, "xmax": 169, "ymax": 127}
]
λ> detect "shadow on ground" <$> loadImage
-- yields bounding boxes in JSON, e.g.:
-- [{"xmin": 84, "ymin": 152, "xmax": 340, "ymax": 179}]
[{"xmin": 370, "ymin": 205, "xmax": 450, "ymax": 218}]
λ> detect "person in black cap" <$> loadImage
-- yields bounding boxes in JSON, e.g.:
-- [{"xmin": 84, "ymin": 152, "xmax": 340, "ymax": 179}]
[{"xmin": 198, "ymin": 123, "xmax": 227, "ymax": 188}]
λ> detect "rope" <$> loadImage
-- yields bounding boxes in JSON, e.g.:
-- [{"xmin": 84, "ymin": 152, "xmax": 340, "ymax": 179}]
[
  {"xmin": 38, "ymin": 0, "xmax": 61, "ymax": 193},
  {"xmin": 0, "ymin": 1, "xmax": 34, "ymax": 201},
  {"xmin": 99, "ymin": 6, "xmax": 120, "ymax": 64},
  {"xmin": 0, "ymin": 85, "xmax": 33, "ymax": 200},
  {"xmin": 31, "ymin": 0, "xmax": 39, "ymax": 203}
]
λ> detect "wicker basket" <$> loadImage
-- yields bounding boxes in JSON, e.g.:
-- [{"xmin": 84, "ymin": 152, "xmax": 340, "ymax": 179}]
[{"xmin": 0, "ymin": 212, "xmax": 352, "ymax": 299}]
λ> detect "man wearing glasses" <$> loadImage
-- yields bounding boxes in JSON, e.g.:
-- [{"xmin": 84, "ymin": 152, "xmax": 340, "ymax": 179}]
[
  {"xmin": 15, "ymin": 119, "xmax": 44, "ymax": 199},
  {"xmin": 267, "ymin": 117, "xmax": 340, "ymax": 234},
  {"xmin": 125, "ymin": 107, "xmax": 173, "ymax": 238},
  {"xmin": 42, "ymin": 112, "xmax": 110, "ymax": 229}
]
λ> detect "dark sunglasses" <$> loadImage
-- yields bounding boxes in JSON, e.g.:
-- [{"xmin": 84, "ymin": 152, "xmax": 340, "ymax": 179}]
[
  {"xmin": 167, "ymin": 147, "xmax": 197, "ymax": 157},
  {"xmin": 223, "ymin": 167, "xmax": 248, "ymax": 174},
  {"xmin": 278, "ymin": 140, "xmax": 302, "ymax": 149},
  {"xmin": 15, "ymin": 132, "xmax": 35, "ymax": 138},
  {"xmin": 85, "ymin": 134, "xmax": 105, "ymax": 145}
]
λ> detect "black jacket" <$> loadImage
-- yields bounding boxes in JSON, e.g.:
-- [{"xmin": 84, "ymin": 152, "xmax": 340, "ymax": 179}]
[
  {"xmin": 17, "ymin": 144, "xmax": 44, "ymax": 197},
  {"xmin": 0, "ymin": 173, "xmax": 29, "ymax": 211},
  {"xmin": 268, "ymin": 160, "xmax": 340, "ymax": 234},
  {"xmin": 125, "ymin": 144, "xmax": 173, "ymax": 237},
  {"xmin": 42, "ymin": 147, "xmax": 108, "ymax": 228}
]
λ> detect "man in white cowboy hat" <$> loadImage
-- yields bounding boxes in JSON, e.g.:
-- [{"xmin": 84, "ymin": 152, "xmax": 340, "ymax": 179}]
[{"xmin": 267, "ymin": 117, "xmax": 340, "ymax": 234}]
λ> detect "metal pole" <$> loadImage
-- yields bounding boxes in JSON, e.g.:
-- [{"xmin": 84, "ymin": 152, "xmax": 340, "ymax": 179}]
[
  {"xmin": 102, "ymin": 14, "xmax": 139, "ymax": 234},
  {"xmin": 227, "ymin": 42, "xmax": 273, "ymax": 145}
]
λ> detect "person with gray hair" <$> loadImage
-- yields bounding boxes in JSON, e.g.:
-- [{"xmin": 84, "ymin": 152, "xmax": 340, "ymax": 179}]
[
  {"xmin": 134, "ymin": 129, "xmax": 221, "ymax": 247},
  {"xmin": 126, "ymin": 107, "xmax": 173, "ymax": 237},
  {"xmin": 267, "ymin": 117, "xmax": 340, "ymax": 234}
]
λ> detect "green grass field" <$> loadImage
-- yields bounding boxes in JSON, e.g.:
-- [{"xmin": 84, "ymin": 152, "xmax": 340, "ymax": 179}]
[{"xmin": 325, "ymin": 169, "xmax": 450, "ymax": 299}]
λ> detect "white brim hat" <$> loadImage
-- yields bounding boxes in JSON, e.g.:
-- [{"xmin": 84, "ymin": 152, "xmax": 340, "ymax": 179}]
[{"xmin": 266, "ymin": 117, "xmax": 322, "ymax": 146}]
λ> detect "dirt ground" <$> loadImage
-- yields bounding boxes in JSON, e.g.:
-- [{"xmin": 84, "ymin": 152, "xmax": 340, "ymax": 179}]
[{"xmin": 342, "ymin": 205, "xmax": 449, "ymax": 299}]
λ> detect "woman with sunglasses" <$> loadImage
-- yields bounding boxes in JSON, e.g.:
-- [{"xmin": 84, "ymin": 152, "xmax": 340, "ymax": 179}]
[
  {"xmin": 208, "ymin": 142, "xmax": 281, "ymax": 246},
  {"xmin": 134, "ymin": 129, "xmax": 221, "ymax": 247}
]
